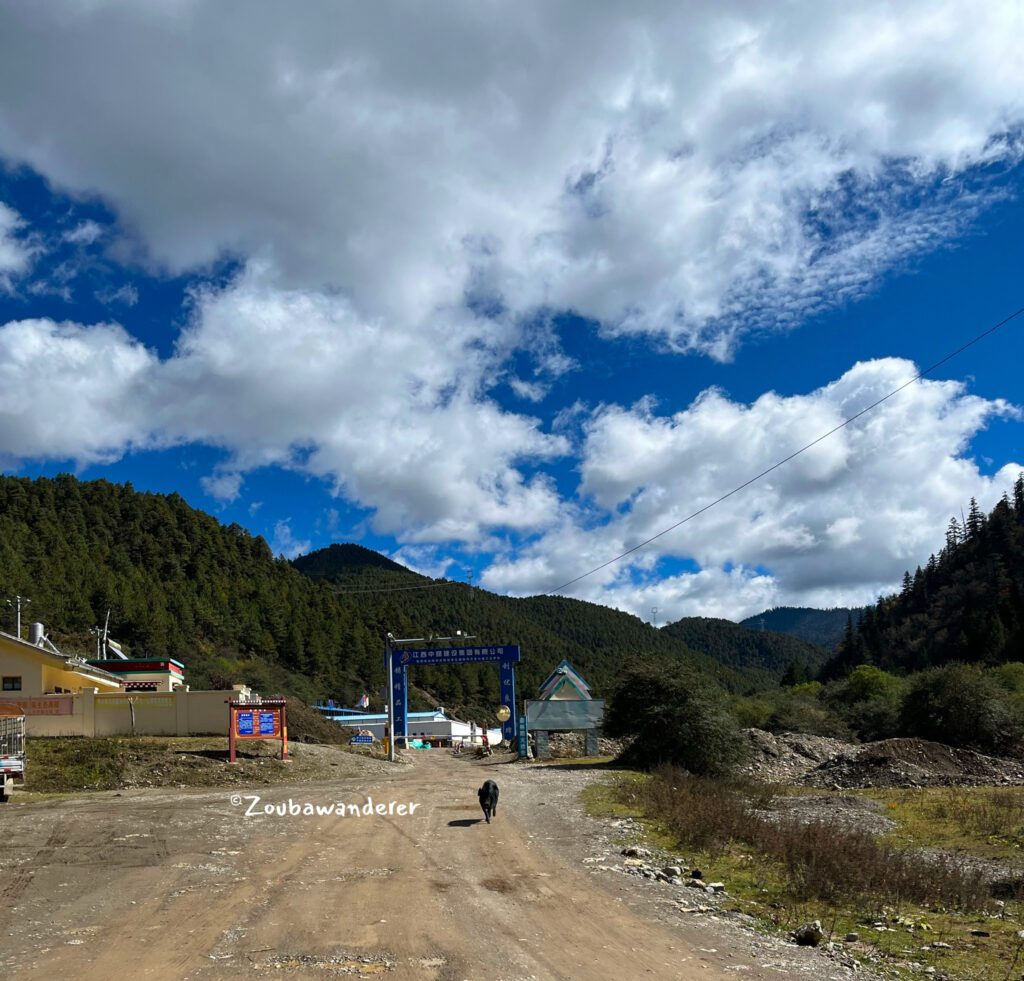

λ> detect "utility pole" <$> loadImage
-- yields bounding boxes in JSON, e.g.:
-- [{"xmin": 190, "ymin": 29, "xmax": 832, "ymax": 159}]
[
  {"xmin": 7, "ymin": 595, "xmax": 29, "ymax": 640},
  {"xmin": 651, "ymin": 607, "xmax": 658, "ymax": 628}
]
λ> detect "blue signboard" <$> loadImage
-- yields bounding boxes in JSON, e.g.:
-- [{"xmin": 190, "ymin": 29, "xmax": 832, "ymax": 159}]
[
  {"xmin": 350, "ymin": 733, "xmax": 374, "ymax": 744},
  {"xmin": 397, "ymin": 645, "xmax": 521, "ymax": 666},
  {"xmin": 258, "ymin": 711, "xmax": 278, "ymax": 735},
  {"xmin": 236, "ymin": 711, "xmax": 254, "ymax": 736},
  {"xmin": 517, "ymin": 714, "xmax": 528, "ymax": 758}
]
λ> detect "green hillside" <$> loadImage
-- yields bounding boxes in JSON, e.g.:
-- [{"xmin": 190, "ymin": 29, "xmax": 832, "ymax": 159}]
[{"xmin": 661, "ymin": 616, "xmax": 828, "ymax": 679}]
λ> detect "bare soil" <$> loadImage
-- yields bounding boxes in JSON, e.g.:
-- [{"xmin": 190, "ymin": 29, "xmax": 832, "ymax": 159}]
[{"xmin": 0, "ymin": 748, "xmax": 874, "ymax": 981}]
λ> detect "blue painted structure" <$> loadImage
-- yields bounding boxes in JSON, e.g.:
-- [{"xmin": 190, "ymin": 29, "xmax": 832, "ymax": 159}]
[{"xmin": 388, "ymin": 645, "xmax": 521, "ymax": 745}]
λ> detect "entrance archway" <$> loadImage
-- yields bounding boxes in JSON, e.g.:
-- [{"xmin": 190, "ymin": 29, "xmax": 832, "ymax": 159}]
[{"xmin": 386, "ymin": 644, "xmax": 521, "ymax": 748}]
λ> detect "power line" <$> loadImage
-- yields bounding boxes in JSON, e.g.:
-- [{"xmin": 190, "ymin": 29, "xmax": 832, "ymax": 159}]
[{"xmin": 544, "ymin": 303, "xmax": 1024, "ymax": 596}]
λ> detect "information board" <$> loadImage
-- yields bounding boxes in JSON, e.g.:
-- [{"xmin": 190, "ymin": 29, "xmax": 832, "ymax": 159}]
[{"xmin": 228, "ymin": 700, "xmax": 289, "ymax": 763}]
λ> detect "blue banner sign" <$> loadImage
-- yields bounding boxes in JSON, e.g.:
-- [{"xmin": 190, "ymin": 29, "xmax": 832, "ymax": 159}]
[
  {"xmin": 258, "ymin": 711, "xmax": 278, "ymax": 736},
  {"xmin": 397, "ymin": 645, "xmax": 521, "ymax": 666},
  {"xmin": 518, "ymin": 715, "xmax": 528, "ymax": 757},
  {"xmin": 350, "ymin": 733, "xmax": 374, "ymax": 744},
  {"xmin": 236, "ymin": 711, "xmax": 254, "ymax": 736}
]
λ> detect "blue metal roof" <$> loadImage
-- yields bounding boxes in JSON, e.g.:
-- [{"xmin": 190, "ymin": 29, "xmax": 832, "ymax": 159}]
[{"xmin": 318, "ymin": 710, "xmax": 446, "ymax": 725}]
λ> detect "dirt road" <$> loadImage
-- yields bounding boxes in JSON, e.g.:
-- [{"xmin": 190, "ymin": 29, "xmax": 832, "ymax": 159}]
[{"xmin": 0, "ymin": 751, "xmax": 864, "ymax": 980}]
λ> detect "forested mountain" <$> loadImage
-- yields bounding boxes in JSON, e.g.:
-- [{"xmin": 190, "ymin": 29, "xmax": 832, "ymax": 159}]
[
  {"xmin": 0, "ymin": 474, "xmax": 759, "ymax": 719},
  {"xmin": 824, "ymin": 476, "xmax": 1024, "ymax": 678},
  {"xmin": 661, "ymin": 616, "xmax": 828, "ymax": 679},
  {"xmin": 739, "ymin": 606, "xmax": 860, "ymax": 649}
]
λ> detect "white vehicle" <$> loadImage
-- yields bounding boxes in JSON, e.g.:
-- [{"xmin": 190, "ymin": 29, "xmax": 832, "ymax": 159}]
[{"xmin": 0, "ymin": 710, "xmax": 26, "ymax": 802}]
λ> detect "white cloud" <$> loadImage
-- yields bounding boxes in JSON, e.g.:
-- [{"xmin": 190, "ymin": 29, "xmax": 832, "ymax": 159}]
[
  {"xmin": 0, "ymin": 266, "xmax": 569, "ymax": 542},
  {"xmin": 63, "ymin": 219, "xmax": 104, "ymax": 246},
  {"xmin": 0, "ymin": 318, "xmax": 157, "ymax": 464},
  {"xmin": 0, "ymin": 202, "xmax": 33, "ymax": 289},
  {"xmin": 200, "ymin": 470, "xmax": 243, "ymax": 503},
  {"xmin": 482, "ymin": 359, "xmax": 1022, "ymax": 619},
  {"xmin": 95, "ymin": 283, "xmax": 139, "ymax": 306},
  {"xmin": 509, "ymin": 378, "xmax": 549, "ymax": 403},
  {"xmin": 0, "ymin": 4, "xmax": 1020, "ymax": 354},
  {"xmin": 271, "ymin": 519, "xmax": 310, "ymax": 560}
]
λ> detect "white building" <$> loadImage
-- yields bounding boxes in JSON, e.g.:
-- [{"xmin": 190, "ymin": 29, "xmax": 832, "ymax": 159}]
[{"xmin": 312, "ymin": 704, "xmax": 501, "ymax": 746}]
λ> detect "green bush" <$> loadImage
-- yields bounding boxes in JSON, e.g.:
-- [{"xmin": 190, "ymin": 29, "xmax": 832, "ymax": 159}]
[
  {"xmin": 765, "ymin": 690, "xmax": 850, "ymax": 738},
  {"xmin": 605, "ymin": 661, "xmax": 748, "ymax": 776},
  {"xmin": 824, "ymin": 664, "xmax": 906, "ymax": 741},
  {"xmin": 899, "ymin": 663, "xmax": 1024, "ymax": 755}
]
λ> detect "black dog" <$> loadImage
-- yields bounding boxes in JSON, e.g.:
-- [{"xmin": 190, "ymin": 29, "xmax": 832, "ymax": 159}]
[{"xmin": 478, "ymin": 779, "xmax": 499, "ymax": 824}]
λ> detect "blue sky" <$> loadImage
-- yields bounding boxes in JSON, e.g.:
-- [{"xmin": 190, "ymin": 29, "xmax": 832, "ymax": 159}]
[{"xmin": 0, "ymin": 2, "xmax": 1022, "ymax": 622}]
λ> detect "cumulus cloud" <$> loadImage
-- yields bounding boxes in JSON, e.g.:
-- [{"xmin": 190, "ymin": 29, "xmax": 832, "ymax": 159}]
[
  {"xmin": 390, "ymin": 545, "xmax": 455, "ymax": 580},
  {"xmin": 200, "ymin": 470, "xmax": 243, "ymax": 503},
  {"xmin": 0, "ymin": 4, "xmax": 1021, "ymax": 354},
  {"xmin": 0, "ymin": 266, "xmax": 569, "ymax": 541},
  {"xmin": 0, "ymin": 318, "xmax": 157, "ymax": 464},
  {"xmin": 482, "ymin": 359, "xmax": 1022, "ymax": 619},
  {"xmin": 0, "ymin": 201, "xmax": 33, "ymax": 289},
  {"xmin": 63, "ymin": 219, "xmax": 104, "ymax": 246}
]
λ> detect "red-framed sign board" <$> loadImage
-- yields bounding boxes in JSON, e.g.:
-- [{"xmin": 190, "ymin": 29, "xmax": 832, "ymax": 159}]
[{"xmin": 227, "ymin": 698, "xmax": 289, "ymax": 763}]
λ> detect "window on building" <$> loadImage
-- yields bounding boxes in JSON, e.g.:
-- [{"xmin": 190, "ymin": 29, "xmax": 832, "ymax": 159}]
[{"xmin": 2, "ymin": 676, "xmax": 22, "ymax": 691}]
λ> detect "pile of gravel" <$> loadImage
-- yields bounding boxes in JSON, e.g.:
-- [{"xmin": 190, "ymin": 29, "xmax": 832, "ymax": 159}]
[
  {"xmin": 741, "ymin": 729, "xmax": 852, "ymax": 783},
  {"xmin": 802, "ymin": 738, "xmax": 1024, "ymax": 789}
]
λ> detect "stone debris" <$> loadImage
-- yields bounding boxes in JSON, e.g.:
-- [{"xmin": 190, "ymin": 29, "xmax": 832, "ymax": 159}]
[
  {"xmin": 802, "ymin": 738, "xmax": 1024, "ymax": 790},
  {"xmin": 791, "ymin": 921, "xmax": 824, "ymax": 947},
  {"xmin": 744, "ymin": 728, "xmax": 1024, "ymax": 789},
  {"xmin": 621, "ymin": 845, "xmax": 652, "ymax": 858}
]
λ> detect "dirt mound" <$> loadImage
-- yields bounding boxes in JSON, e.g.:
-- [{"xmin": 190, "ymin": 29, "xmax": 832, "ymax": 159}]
[
  {"xmin": 741, "ymin": 728, "xmax": 852, "ymax": 783},
  {"xmin": 802, "ymin": 738, "xmax": 1024, "ymax": 789}
]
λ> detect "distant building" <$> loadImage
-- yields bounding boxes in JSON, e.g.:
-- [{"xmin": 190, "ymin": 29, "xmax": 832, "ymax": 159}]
[
  {"xmin": 86, "ymin": 657, "xmax": 186, "ymax": 692},
  {"xmin": 0, "ymin": 627, "xmax": 123, "ymax": 700},
  {"xmin": 311, "ymin": 703, "xmax": 501, "ymax": 746}
]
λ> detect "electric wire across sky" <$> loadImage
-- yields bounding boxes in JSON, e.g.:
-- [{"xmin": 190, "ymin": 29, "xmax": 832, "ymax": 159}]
[{"xmin": 329, "ymin": 304, "xmax": 1024, "ymax": 599}]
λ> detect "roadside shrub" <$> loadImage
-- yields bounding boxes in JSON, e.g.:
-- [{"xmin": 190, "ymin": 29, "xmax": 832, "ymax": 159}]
[
  {"xmin": 899, "ymin": 663, "xmax": 1024, "ymax": 755},
  {"xmin": 731, "ymin": 695, "xmax": 773, "ymax": 729},
  {"xmin": 605, "ymin": 662, "xmax": 748, "ymax": 776},
  {"xmin": 824, "ymin": 665, "xmax": 906, "ymax": 742},
  {"xmin": 765, "ymin": 690, "xmax": 850, "ymax": 739}
]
